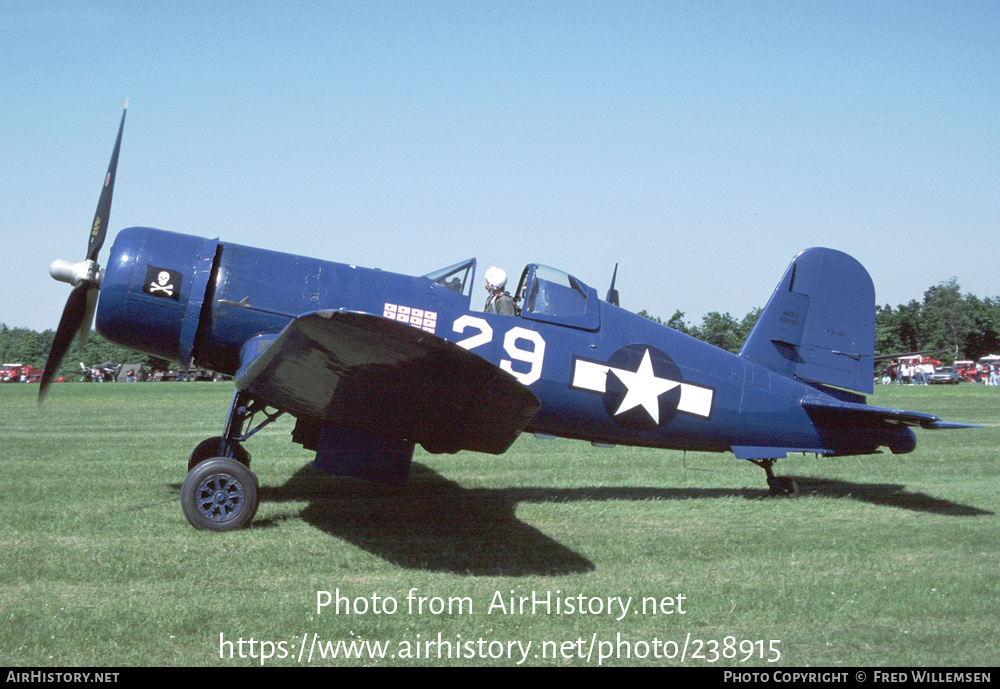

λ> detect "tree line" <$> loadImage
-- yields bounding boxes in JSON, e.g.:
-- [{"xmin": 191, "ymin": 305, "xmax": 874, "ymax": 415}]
[
  {"xmin": 0, "ymin": 325, "xmax": 167, "ymax": 375},
  {"xmin": 3, "ymin": 277, "xmax": 998, "ymax": 375},
  {"xmin": 643, "ymin": 278, "xmax": 1000, "ymax": 363},
  {"xmin": 638, "ymin": 308, "xmax": 763, "ymax": 355}
]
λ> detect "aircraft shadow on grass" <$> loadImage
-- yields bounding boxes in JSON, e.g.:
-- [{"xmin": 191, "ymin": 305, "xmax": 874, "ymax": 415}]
[{"xmin": 171, "ymin": 461, "xmax": 992, "ymax": 576}]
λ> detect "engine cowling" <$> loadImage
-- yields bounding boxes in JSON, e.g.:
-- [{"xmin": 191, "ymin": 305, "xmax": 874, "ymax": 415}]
[{"xmin": 96, "ymin": 227, "xmax": 219, "ymax": 367}]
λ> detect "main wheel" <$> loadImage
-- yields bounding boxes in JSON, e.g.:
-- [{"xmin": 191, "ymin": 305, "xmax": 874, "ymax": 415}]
[
  {"xmin": 181, "ymin": 457, "xmax": 259, "ymax": 531},
  {"xmin": 188, "ymin": 436, "xmax": 251, "ymax": 471}
]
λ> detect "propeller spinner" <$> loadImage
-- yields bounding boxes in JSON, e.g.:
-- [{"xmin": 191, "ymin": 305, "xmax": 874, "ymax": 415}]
[{"xmin": 40, "ymin": 102, "xmax": 128, "ymax": 402}]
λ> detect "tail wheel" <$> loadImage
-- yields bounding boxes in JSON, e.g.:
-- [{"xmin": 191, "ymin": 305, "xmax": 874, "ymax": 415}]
[{"xmin": 767, "ymin": 476, "xmax": 799, "ymax": 498}]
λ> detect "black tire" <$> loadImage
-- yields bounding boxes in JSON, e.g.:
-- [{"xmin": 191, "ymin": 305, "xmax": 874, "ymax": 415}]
[
  {"xmin": 188, "ymin": 436, "xmax": 251, "ymax": 471},
  {"xmin": 181, "ymin": 457, "xmax": 259, "ymax": 531},
  {"xmin": 767, "ymin": 476, "xmax": 799, "ymax": 498}
]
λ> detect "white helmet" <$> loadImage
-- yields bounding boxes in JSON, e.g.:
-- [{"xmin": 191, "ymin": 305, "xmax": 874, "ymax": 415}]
[{"xmin": 484, "ymin": 266, "xmax": 507, "ymax": 291}]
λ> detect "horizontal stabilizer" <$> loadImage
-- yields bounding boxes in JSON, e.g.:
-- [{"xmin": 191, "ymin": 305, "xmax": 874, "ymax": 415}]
[
  {"xmin": 740, "ymin": 248, "xmax": 875, "ymax": 394},
  {"xmin": 801, "ymin": 398, "xmax": 982, "ymax": 429},
  {"xmin": 236, "ymin": 310, "xmax": 541, "ymax": 454}
]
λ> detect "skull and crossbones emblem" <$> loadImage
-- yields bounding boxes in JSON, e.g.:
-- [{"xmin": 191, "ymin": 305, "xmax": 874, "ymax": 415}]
[{"xmin": 149, "ymin": 271, "xmax": 174, "ymax": 296}]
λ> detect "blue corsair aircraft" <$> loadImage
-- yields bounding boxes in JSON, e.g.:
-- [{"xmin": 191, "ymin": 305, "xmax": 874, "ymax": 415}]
[{"xmin": 42, "ymin": 105, "xmax": 978, "ymax": 531}]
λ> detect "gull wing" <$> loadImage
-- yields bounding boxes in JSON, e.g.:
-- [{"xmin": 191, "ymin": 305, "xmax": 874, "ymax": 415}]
[{"xmin": 234, "ymin": 310, "xmax": 541, "ymax": 454}]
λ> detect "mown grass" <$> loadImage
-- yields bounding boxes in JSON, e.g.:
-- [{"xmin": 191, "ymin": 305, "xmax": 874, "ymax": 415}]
[{"xmin": 1, "ymin": 382, "xmax": 997, "ymax": 666}]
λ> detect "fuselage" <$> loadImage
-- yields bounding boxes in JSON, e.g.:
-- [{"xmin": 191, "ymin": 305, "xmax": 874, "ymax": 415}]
[{"xmin": 97, "ymin": 227, "xmax": 912, "ymax": 459}]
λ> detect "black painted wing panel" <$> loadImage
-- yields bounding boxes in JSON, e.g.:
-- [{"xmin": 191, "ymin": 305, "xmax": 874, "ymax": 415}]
[{"xmin": 236, "ymin": 311, "xmax": 541, "ymax": 454}]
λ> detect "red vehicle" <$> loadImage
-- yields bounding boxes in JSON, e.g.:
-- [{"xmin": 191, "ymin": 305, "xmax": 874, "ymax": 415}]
[
  {"xmin": 893, "ymin": 355, "xmax": 943, "ymax": 384},
  {"xmin": 954, "ymin": 360, "xmax": 978, "ymax": 382},
  {"xmin": 1, "ymin": 363, "xmax": 44, "ymax": 383},
  {"xmin": 897, "ymin": 355, "xmax": 942, "ymax": 367},
  {"xmin": 953, "ymin": 357, "xmax": 1000, "ymax": 383}
]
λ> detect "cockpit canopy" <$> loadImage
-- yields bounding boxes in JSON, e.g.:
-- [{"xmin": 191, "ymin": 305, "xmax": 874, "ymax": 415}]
[
  {"xmin": 516, "ymin": 264, "xmax": 600, "ymax": 331},
  {"xmin": 425, "ymin": 259, "xmax": 600, "ymax": 331},
  {"xmin": 424, "ymin": 259, "xmax": 476, "ymax": 297}
]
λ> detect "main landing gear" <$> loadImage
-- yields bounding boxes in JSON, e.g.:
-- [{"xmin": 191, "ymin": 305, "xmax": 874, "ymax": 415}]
[
  {"xmin": 180, "ymin": 391, "xmax": 284, "ymax": 531},
  {"xmin": 181, "ymin": 457, "xmax": 258, "ymax": 531},
  {"xmin": 748, "ymin": 458, "xmax": 800, "ymax": 498}
]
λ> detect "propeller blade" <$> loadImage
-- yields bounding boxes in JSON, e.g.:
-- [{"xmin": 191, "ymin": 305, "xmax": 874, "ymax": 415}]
[
  {"xmin": 41, "ymin": 102, "xmax": 128, "ymax": 403},
  {"xmin": 40, "ymin": 284, "xmax": 93, "ymax": 401},
  {"xmin": 86, "ymin": 101, "xmax": 127, "ymax": 263},
  {"xmin": 78, "ymin": 287, "xmax": 100, "ymax": 345}
]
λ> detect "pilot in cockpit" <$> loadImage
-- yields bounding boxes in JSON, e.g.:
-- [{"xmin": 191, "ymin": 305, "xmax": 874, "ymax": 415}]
[{"xmin": 483, "ymin": 266, "xmax": 516, "ymax": 316}]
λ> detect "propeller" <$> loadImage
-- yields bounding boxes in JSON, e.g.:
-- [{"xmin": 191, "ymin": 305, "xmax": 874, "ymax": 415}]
[{"xmin": 40, "ymin": 102, "xmax": 128, "ymax": 402}]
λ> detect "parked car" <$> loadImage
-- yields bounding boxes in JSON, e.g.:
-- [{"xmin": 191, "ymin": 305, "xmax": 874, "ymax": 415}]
[{"xmin": 928, "ymin": 366, "xmax": 961, "ymax": 384}]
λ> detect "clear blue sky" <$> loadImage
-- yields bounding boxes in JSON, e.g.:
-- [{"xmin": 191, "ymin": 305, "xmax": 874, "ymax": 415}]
[{"xmin": 3, "ymin": 0, "xmax": 998, "ymax": 333}]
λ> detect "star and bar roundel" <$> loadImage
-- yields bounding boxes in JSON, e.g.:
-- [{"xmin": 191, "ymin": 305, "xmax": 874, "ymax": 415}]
[{"xmin": 571, "ymin": 344, "xmax": 715, "ymax": 431}]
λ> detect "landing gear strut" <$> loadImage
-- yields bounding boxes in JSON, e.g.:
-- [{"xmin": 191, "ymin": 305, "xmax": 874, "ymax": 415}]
[
  {"xmin": 180, "ymin": 390, "xmax": 284, "ymax": 530},
  {"xmin": 748, "ymin": 458, "xmax": 799, "ymax": 498}
]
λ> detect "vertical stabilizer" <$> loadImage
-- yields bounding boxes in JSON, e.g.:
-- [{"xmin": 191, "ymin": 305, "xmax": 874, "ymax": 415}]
[{"xmin": 739, "ymin": 248, "xmax": 875, "ymax": 394}]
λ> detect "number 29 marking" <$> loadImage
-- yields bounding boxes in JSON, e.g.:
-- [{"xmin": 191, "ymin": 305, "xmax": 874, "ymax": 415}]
[{"xmin": 452, "ymin": 315, "xmax": 546, "ymax": 386}]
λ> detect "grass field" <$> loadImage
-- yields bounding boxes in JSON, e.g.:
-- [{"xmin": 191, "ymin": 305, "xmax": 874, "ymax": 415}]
[{"xmin": 1, "ymin": 381, "xmax": 997, "ymax": 666}]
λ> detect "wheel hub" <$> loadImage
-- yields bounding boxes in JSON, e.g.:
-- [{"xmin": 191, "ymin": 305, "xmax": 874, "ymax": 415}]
[{"xmin": 195, "ymin": 473, "xmax": 245, "ymax": 521}]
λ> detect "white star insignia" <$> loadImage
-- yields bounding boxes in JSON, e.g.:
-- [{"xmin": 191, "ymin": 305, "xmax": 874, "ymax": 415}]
[
  {"xmin": 571, "ymin": 348, "xmax": 714, "ymax": 422},
  {"xmin": 609, "ymin": 349, "xmax": 679, "ymax": 423}
]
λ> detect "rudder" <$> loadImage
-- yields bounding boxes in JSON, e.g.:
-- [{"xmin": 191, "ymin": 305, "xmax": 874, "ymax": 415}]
[{"xmin": 739, "ymin": 248, "xmax": 875, "ymax": 394}]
